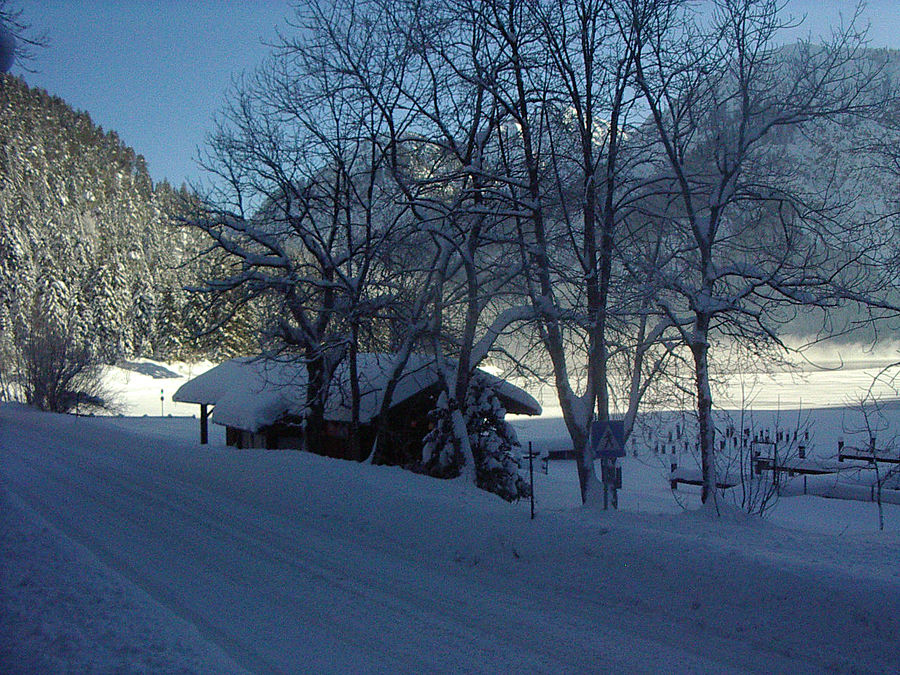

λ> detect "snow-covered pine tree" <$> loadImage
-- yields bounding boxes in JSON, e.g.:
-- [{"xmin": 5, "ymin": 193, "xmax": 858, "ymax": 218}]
[
  {"xmin": 422, "ymin": 378, "xmax": 531, "ymax": 502},
  {"xmin": 131, "ymin": 289, "xmax": 156, "ymax": 357}
]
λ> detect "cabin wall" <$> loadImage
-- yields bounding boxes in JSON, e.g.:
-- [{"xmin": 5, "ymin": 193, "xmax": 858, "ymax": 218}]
[
  {"xmin": 318, "ymin": 422, "xmax": 375, "ymax": 462},
  {"xmin": 222, "ymin": 387, "xmax": 442, "ymax": 464},
  {"xmin": 225, "ymin": 426, "xmax": 303, "ymax": 451},
  {"xmin": 375, "ymin": 389, "xmax": 439, "ymax": 466}
]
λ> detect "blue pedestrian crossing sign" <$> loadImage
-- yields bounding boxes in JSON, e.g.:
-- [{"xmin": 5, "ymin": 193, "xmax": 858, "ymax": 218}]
[{"xmin": 590, "ymin": 420, "xmax": 625, "ymax": 459}]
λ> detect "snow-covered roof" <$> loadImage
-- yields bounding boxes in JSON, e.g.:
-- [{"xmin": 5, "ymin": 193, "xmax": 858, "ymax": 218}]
[{"xmin": 173, "ymin": 354, "xmax": 541, "ymax": 432}]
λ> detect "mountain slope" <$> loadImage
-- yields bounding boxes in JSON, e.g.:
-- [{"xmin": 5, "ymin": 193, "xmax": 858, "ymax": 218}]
[{"xmin": 0, "ymin": 74, "xmax": 216, "ymax": 361}]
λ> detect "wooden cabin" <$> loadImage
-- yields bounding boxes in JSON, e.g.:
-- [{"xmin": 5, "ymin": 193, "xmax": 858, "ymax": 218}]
[{"xmin": 173, "ymin": 355, "xmax": 541, "ymax": 464}]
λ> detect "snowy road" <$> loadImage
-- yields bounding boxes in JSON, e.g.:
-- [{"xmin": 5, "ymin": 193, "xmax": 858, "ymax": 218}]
[{"xmin": 3, "ymin": 406, "xmax": 899, "ymax": 673}]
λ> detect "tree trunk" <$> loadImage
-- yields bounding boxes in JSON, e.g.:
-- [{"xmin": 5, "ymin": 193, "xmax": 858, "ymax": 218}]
[
  {"xmin": 348, "ymin": 326, "xmax": 361, "ymax": 461},
  {"xmin": 549, "ymin": 366, "xmax": 601, "ymax": 505},
  {"xmin": 573, "ymin": 423, "xmax": 602, "ymax": 506},
  {"xmin": 304, "ymin": 353, "xmax": 327, "ymax": 454},
  {"xmin": 690, "ymin": 317, "xmax": 717, "ymax": 504}
]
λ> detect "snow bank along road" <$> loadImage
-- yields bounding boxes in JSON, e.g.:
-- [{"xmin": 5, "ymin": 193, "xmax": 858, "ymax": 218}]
[{"xmin": 2, "ymin": 405, "xmax": 899, "ymax": 673}]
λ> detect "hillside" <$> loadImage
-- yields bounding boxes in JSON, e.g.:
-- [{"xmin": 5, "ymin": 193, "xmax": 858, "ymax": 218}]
[{"xmin": 0, "ymin": 74, "xmax": 240, "ymax": 363}]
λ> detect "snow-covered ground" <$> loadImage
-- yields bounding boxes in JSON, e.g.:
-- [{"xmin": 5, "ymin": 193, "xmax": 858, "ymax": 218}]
[{"xmin": 2, "ymin": 358, "xmax": 899, "ymax": 672}]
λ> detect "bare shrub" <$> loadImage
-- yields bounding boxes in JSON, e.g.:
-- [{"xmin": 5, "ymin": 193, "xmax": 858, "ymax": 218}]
[{"xmin": 10, "ymin": 316, "xmax": 112, "ymax": 413}]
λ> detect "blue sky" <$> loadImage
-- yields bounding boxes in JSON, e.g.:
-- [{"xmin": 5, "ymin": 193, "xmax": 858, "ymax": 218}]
[
  {"xmin": 12, "ymin": 0, "xmax": 900, "ymax": 188},
  {"xmin": 14, "ymin": 0, "xmax": 292, "ymax": 187}
]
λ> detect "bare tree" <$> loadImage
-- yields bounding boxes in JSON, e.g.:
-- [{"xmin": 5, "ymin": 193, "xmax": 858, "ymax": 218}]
[
  {"xmin": 418, "ymin": 0, "xmax": 678, "ymax": 504},
  {"xmin": 188, "ymin": 0, "xmax": 900, "ymax": 509},
  {"xmin": 631, "ymin": 0, "xmax": 900, "ymax": 503},
  {"xmin": 368, "ymin": 0, "xmax": 539, "ymax": 483},
  {"xmin": 844, "ymin": 369, "xmax": 900, "ymax": 531},
  {"xmin": 187, "ymin": 10, "xmax": 419, "ymax": 452}
]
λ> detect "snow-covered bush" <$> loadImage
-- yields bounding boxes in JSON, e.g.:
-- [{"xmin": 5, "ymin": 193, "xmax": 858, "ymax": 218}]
[{"xmin": 421, "ymin": 379, "xmax": 531, "ymax": 502}]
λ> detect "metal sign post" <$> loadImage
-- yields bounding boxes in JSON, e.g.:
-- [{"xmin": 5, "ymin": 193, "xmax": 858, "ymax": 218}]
[
  {"xmin": 589, "ymin": 421, "xmax": 625, "ymax": 510},
  {"xmin": 529, "ymin": 441, "xmax": 535, "ymax": 520}
]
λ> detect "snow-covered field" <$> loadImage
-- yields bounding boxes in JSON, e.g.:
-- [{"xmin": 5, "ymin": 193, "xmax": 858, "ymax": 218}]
[{"xmin": 2, "ymin": 358, "xmax": 899, "ymax": 672}]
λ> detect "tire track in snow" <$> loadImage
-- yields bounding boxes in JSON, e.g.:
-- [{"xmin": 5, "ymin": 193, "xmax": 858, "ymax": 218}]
[
  {"xmin": 7, "ymin": 410, "xmax": 879, "ymax": 672},
  {"xmin": 1, "ymin": 413, "xmax": 750, "ymax": 673},
  {"xmin": 3, "ymin": 423, "xmax": 625, "ymax": 672}
]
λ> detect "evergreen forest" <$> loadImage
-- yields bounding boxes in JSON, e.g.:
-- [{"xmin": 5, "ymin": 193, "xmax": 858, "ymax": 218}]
[{"xmin": 0, "ymin": 74, "xmax": 251, "ymax": 372}]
